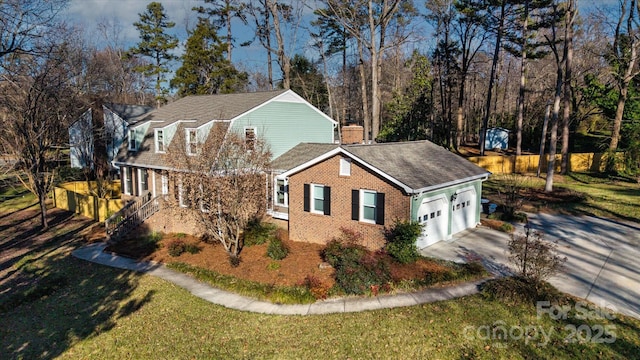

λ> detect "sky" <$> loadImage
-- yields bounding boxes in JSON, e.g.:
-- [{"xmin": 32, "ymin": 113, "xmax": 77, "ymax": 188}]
[
  {"xmin": 61, "ymin": 0, "xmax": 317, "ymax": 77},
  {"xmin": 61, "ymin": 0, "xmax": 620, "ymax": 79}
]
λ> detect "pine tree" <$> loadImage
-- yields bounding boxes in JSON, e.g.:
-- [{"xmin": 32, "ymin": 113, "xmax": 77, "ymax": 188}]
[
  {"xmin": 171, "ymin": 19, "xmax": 247, "ymax": 96},
  {"xmin": 127, "ymin": 1, "xmax": 178, "ymax": 107}
]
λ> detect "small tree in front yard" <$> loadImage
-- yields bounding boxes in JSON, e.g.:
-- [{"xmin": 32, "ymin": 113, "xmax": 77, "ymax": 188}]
[
  {"xmin": 167, "ymin": 124, "xmax": 271, "ymax": 265},
  {"xmin": 508, "ymin": 224, "xmax": 567, "ymax": 283}
]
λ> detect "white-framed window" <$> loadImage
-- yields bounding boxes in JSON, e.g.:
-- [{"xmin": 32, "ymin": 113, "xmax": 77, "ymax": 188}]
[
  {"xmin": 245, "ymin": 127, "xmax": 256, "ymax": 150},
  {"xmin": 351, "ymin": 189, "xmax": 385, "ymax": 225},
  {"xmin": 186, "ymin": 128, "xmax": 198, "ymax": 155},
  {"xmin": 178, "ymin": 180, "xmax": 189, "ymax": 208},
  {"xmin": 161, "ymin": 174, "xmax": 169, "ymax": 195},
  {"xmin": 124, "ymin": 167, "xmax": 133, "ymax": 195},
  {"xmin": 275, "ymin": 178, "xmax": 288, "ymax": 207},
  {"xmin": 138, "ymin": 168, "xmax": 148, "ymax": 193},
  {"xmin": 198, "ymin": 184, "xmax": 211, "ymax": 213},
  {"xmin": 340, "ymin": 157, "xmax": 351, "ymax": 176},
  {"xmin": 361, "ymin": 190, "xmax": 377, "ymax": 223},
  {"xmin": 155, "ymin": 129, "xmax": 165, "ymax": 153},
  {"xmin": 303, "ymin": 183, "xmax": 330, "ymax": 215},
  {"xmin": 128, "ymin": 129, "xmax": 137, "ymax": 150}
]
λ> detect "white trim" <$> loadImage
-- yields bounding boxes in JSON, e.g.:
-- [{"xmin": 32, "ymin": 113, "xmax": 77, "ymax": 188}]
[
  {"xmin": 155, "ymin": 129, "xmax": 166, "ymax": 153},
  {"xmin": 123, "ymin": 167, "xmax": 132, "ymax": 195},
  {"xmin": 152, "ymin": 170, "xmax": 156, "ymax": 197},
  {"xmin": 274, "ymin": 178, "xmax": 288, "ymax": 207},
  {"xmin": 178, "ymin": 180, "xmax": 187, "ymax": 208},
  {"xmin": 280, "ymin": 146, "xmax": 490, "ymax": 195},
  {"xmin": 128, "ymin": 129, "xmax": 136, "ymax": 151},
  {"xmin": 310, "ymin": 183, "xmax": 325, "ymax": 214},
  {"xmin": 359, "ymin": 189, "xmax": 377, "ymax": 224},
  {"xmin": 339, "ymin": 157, "xmax": 351, "ymax": 176},
  {"xmin": 186, "ymin": 128, "xmax": 198, "ymax": 155},
  {"xmin": 161, "ymin": 173, "xmax": 169, "ymax": 195},
  {"xmin": 267, "ymin": 210, "xmax": 289, "ymax": 221}
]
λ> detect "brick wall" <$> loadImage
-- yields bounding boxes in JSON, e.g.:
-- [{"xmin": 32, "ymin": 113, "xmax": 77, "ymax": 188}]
[
  {"xmin": 288, "ymin": 154, "xmax": 409, "ymax": 249},
  {"xmin": 341, "ymin": 125, "xmax": 364, "ymax": 144}
]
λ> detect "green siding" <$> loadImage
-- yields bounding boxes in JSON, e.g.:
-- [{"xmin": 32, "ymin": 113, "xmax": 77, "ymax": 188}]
[
  {"xmin": 133, "ymin": 123, "xmax": 151, "ymax": 149},
  {"xmin": 410, "ymin": 180, "xmax": 484, "ymax": 236},
  {"xmin": 230, "ymin": 102, "xmax": 335, "ymax": 159}
]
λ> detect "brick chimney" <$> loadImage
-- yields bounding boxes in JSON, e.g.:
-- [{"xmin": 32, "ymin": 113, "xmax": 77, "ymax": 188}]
[{"xmin": 341, "ymin": 124, "xmax": 364, "ymax": 144}]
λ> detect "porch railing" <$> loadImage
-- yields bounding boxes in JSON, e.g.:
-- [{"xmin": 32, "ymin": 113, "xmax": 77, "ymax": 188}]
[{"xmin": 105, "ymin": 192, "xmax": 160, "ymax": 242}]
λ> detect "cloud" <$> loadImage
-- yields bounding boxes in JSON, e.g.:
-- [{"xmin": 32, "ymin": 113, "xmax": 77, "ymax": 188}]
[{"xmin": 62, "ymin": 0, "xmax": 199, "ymax": 46}]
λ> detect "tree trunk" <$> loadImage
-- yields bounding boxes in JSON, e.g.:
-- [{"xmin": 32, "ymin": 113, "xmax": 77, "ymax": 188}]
[
  {"xmin": 610, "ymin": 0, "xmax": 639, "ymax": 152},
  {"xmin": 480, "ymin": 0, "xmax": 507, "ymax": 156},
  {"xmin": 545, "ymin": 65, "xmax": 563, "ymax": 192},
  {"xmin": 537, "ymin": 101, "xmax": 551, "ymax": 178},
  {"xmin": 39, "ymin": 191, "xmax": 48, "ymax": 229},
  {"xmin": 357, "ymin": 38, "xmax": 371, "ymax": 143},
  {"xmin": 560, "ymin": 0, "xmax": 574, "ymax": 174},
  {"xmin": 516, "ymin": 0, "xmax": 529, "ymax": 156},
  {"xmin": 368, "ymin": 0, "xmax": 380, "ymax": 141}
]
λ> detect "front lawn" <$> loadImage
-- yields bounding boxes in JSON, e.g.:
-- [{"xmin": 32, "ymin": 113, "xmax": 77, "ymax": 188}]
[{"xmin": 1, "ymin": 191, "xmax": 639, "ymax": 358}]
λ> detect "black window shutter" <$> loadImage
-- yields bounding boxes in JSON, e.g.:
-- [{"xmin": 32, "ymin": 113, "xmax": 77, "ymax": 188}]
[
  {"xmin": 303, "ymin": 184, "xmax": 310, "ymax": 212},
  {"xmin": 376, "ymin": 193, "xmax": 385, "ymax": 225},
  {"xmin": 323, "ymin": 186, "xmax": 331, "ymax": 215},
  {"xmin": 351, "ymin": 189, "xmax": 359, "ymax": 220}
]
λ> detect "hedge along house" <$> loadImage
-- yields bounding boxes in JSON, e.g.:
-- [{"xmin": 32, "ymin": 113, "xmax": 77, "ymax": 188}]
[
  {"xmin": 270, "ymin": 141, "xmax": 491, "ymax": 250},
  {"xmin": 110, "ymin": 89, "xmax": 337, "ymax": 235}
]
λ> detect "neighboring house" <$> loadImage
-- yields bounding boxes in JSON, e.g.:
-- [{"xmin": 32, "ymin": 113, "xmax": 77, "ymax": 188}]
[
  {"xmin": 69, "ymin": 103, "xmax": 152, "ymax": 170},
  {"xmin": 269, "ymin": 141, "xmax": 491, "ymax": 249},
  {"xmin": 111, "ymin": 90, "xmax": 337, "ymax": 232},
  {"xmin": 483, "ymin": 127, "xmax": 510, "ymax": 151}
]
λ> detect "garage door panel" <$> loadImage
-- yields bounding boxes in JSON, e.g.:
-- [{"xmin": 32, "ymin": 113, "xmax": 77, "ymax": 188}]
[
  {"xmin": 416, "ymin": 197, "xmax": 448, "ymax": 248},
  {"xmin": 451, "ymin": 188, "xmax": 476, "ymax": 235}
]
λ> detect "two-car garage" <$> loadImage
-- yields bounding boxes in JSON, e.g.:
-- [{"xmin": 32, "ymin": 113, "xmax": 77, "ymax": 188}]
[{"xmin": 415, "ymin": 186, "xmax": 477, "ymax": 249}]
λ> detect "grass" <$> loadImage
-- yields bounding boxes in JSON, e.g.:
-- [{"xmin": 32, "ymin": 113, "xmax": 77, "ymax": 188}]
[
  {"xmin": 485, "ymin": 172, "xmax": 640, "ymax": 223},
  {"xmin": 168, "ymin": 262, "xmax": 316, "ymax": 304},
  {"xmin": 3, "ymin": 251, "xmax": 639, "ymax": 359},
  {"xmin": 2, "ymin": 176, "xmax": 640, "ymax": 358}
]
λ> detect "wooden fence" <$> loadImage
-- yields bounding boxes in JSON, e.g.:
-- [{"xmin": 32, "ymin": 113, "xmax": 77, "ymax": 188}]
[
  {"xmin": 53, "ymin": 181, "xmax": 123, "ymax": 222},
  {"xmin": 467, "ymin": 152, "xmax": 614, "ymax": 174}
]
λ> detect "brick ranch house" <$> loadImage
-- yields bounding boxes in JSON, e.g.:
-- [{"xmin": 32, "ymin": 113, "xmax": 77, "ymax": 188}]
[{"xmin": 269, "ymin": 141, "xmax": 491, "ymax": 249}]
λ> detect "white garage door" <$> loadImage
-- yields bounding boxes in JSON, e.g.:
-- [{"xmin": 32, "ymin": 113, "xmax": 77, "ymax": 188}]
[
  {"xmin": 451, "ymin": 188, "xmax": 476, "ymax": 235},
  {"xmin": 416, "ymin": 197, "xmax": 449, "ymax": 248}
]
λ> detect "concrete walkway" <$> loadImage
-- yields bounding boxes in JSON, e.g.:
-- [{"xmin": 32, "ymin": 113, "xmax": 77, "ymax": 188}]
[{"xmin": 72, "ymin": 243, "xmax": 485, "ymax": 315}]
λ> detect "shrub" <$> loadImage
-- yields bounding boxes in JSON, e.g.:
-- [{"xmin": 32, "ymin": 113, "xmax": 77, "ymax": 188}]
[
  {"xmin": 322, "ymin": 241, "xmax": 391, "ymax": 295},
  {"xmin": 385, "ymin": 220, "xmax": 422, "ymax": 264},
  {"xmin": 481, "ymin": 276, "xmax": 565, "ymax": 305},
  {"xmin": 244, "ymin": 218, "xmax": 277, "ymax": 246},
  {"xmin": 508, "ymin": 225, "xmax": 566, "ymax": 282},
  {"xmin": 184, "ymin": 242, "xmax": 201, "ymax": 254},
  {"xmin": 266, "ymin": 238, "xmax": 289, "ymax": 260},
  {"xmin": 267, "ymin": 262, "xmax": 281, "ymax": 271},
  {"xmin": 498, "ymin": 222, "xmax": 514, "ymax": 233},
  {"xmin": 302, "ymin": 275, "xmax": 329, "ymax": 300},
  {"xmin": 167, "ymin": 239, "xmax": 186, "ymax": 257},
  {"xmin": 175, "ymin": 233, "xmax": 186, "ymax": 239}
]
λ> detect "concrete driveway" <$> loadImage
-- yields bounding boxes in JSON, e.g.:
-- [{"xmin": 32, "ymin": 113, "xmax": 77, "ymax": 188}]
[{"xmin": 421, "ymin": 213, "xmax": 640, "ymax": 319}]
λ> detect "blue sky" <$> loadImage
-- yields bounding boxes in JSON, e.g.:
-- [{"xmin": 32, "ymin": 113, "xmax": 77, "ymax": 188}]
[{"xmin": 62, "ymin": 0, "xmax": 619, "ymax": 77}]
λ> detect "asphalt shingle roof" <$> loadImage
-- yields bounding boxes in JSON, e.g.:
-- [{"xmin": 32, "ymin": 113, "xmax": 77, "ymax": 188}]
[
  {"xmin": 274, "ymin": 141, "xmax": 490, "ymax": 192},
  {"xmin": 135, "ymin": 90, "xmax": 288, "ymax": 127},
  {"xmin": 113, "ymin": 90, "xmax": 288, "ymax": 169},
  {"xmin": 106, "ymin": 103, "xmax": 153, "ymax": 124}
]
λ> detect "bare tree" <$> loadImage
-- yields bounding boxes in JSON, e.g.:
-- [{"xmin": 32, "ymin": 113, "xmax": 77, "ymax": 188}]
[
  {"xmin": 608, "ymin": 0, "xmax": 640, "ymax": 153},
  {"xmin": 317, "ymin": 0, "xmax": 414, "ymax": 142},
  {"xmin": 0, "ymin": 44, "xmax": 84, "ymax": 228},
  {"xmin": 0, "ymin": 0, "xmax": 68, "ymax": 61},
  {"xmin": 166, "ymin": 125, "xmax": 271, "ymax": 264},
  {"xmin": 508, "ymin": 225, "xmax": 566, "ymax": 282}
]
